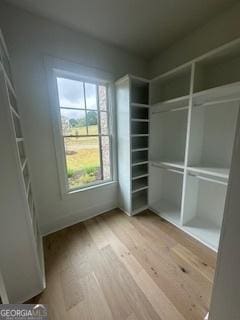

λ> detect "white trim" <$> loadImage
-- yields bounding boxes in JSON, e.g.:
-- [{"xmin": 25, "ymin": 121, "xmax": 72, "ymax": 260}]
[
  {"xmin": 44, "ymin": 56, "xmax": 117, "ymax": 198},
  {"xmin": 62, "ymin": 180, "xmax": 117, "ymax": 199}
]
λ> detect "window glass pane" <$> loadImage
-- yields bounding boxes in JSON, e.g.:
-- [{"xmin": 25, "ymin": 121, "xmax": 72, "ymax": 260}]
[
  {"xmin": 99, "ymin": 85, "xmax": 107, "ymax": 111},
  {"xmin": 60, "ymin": 109, "xmax": 87, "ymax": 135},
  {"xmin": 87, "ymin": 111, "xmax": 99, "ymax": 135},
  {"xmin": 101, "ymin": 136, "xmax": 111, "ymax": 180},
  {"xmin": 100, "ymin": 111, "xmax": 109, "ymax": 134},
  {"xmin": 64, "ymin": 137, "xmax": 101, "ymax": 189},
  {"xmin": 85, "ymin": 83, "xmax": 97, "ymax": 110},
  {"xmin": 57, "ymin": 77, "xmax": 84, "ymax": 108}
]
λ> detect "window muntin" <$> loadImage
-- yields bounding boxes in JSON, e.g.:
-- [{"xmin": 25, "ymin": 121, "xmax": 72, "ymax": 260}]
[{"xmin": 56, "ymin": 76, "xmax": 112, "ymax": 191}]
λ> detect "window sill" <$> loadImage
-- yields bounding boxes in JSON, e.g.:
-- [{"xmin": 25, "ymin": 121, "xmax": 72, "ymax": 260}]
[{"xmin": 62, "ymin": 180, "xmax": 117, "ymax": 199}]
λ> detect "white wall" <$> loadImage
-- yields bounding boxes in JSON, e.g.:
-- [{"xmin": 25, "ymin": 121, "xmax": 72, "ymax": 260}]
[
  {"xmin": 149, "ymin": 2, "xmax": 240, "ymax": 77},
  {"xmin": 0, "ymin": 2, "xmax": 148, "ymax": 234}
]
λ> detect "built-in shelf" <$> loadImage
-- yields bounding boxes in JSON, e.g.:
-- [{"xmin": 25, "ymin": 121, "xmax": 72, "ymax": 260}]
[
  {"xmin": 150, "ymin": 102, "xmax": 188, "ymax": 164},
  {"xmin": 131, "ymin": 134, "xmax": 149, "ymax": 137},
  {"xmin": 131, "ymin": 118, "xmax": 149, "ymax": 122},
  {"xmin": 151, "ymin": 95, "xmax": 190, "ymax": 113},
  {"xmin": 132, "ymin": 160, "xmax": 149, "ymax": 166},
  {"xmin": 150, "ymin": 199, "xmax": 181, "ymax": 227},
  {"xmin": 151, "ymin": 65, "xmax": 191, "ymax": 105},
  {"xmin": 132, "ymin": 189, "xmax": 148, "ymax": 215},
  {"xmin": 132, "ymin": 148, "xmax": 148, "ymax": 152},
  {"xmin": 151, "ymin": 106, "xmax": 189, "ymax": 116},
  {"xmin": 132, "ymin": 177, "xmax": 148, "ymax": 194},
  {"xmin": 131, "ymin": 106, "xmax": 149, "ymax": 120},
  {"xmin": 182, "ymin": 172, "xmax": 227, "ymax": 251},
  {"xmin": 149, "ymin": 164, "xmax": 183, "ymax": 228},
  {"xmin": 0, "ymin": 28, "xmax": 45, "ymax": 303},
  {"xmin": 184, "ymin": 217, "xmax": 220, "ymax": 251},
  {"xmin": 151, "ymin": 160, "xmax": 185, "ymax": 170},
  {"xmin": 188, "ymin": 98, "xmax": 238, "ymax": 175},
  {"xmin": 187, "ymin": 166, "xmax": 229, "ymax": 179},
  {"xmin": 132, "ymin": 205, "xmax": 148, "ymax": 215},
  {"xmin": 193, "ymin": 82, "xmax": 240, "ymax": 107},
  {"xmin": 131, "ymin": 121, "xmax": 148, "ymax": 135},
  {"xmin": 132, "ymin": 186, "xmax": 148, "ymax": 193},
  {"xmin": 131, "ymin": 103, "xmax": 149, "ymax": 108},
  {"xmin": 132, "ymin": 173, "xmax": 149, "ymax": 180},
  {"xmin": 132, "ymin": 136, "xmax": 148, "ymax": 149},
  {"xmin": 132, "ymin": 163, "xmax": 148, "ymax": 180},
  {"xmin": 116, "ymin": 75, "xmax": 149, "ymax": 216}
]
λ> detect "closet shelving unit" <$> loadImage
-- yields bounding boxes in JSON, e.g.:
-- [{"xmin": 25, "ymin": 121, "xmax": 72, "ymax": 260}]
[
  {"xmin": 149, "ymin": 39, "xmax": 240, "ymax": 251},
  {"xmin": 116, "ymin": 75, "xmax": 150, "ymax": 215},
  {"xmin": 0, "ymin": 30, "xmax": 45, "ymax": 303}
]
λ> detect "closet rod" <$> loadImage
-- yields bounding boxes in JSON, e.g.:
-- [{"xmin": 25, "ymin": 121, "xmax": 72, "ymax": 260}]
[
  {"xmin": 194, "ymin": 97, "xmax": 240, "ymax": 108},
  {"xmin": 151, "ymin": 163, "xmax": 183, "ymax": 175},
  {"xmin": 152, "ymin": 106, "xmax": 188, "ymax": 115},
  {"xmin": 188, "ymin": 173, "xmax": 228, "ymax": 186}
]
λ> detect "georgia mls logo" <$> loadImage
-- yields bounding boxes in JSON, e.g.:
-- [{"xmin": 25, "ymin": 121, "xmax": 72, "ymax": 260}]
[
  {"xmin": 0, "ymin": 304, "xmax": 48, "ymax": 320},
  {"xmin": 32, "ymin": 305, "xmax": 47, "ymax": 318}
]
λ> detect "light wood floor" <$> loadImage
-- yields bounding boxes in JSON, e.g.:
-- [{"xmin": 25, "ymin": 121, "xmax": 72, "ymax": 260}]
[{"xmin": 34, "ymin": 209, "xmax": 217, "ymax": 320}]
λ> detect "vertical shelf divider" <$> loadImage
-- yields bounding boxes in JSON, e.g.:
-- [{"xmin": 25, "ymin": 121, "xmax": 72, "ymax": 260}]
[{"xmin": 180, "ymin": 62, "xmax": 195, "ymax": 226}]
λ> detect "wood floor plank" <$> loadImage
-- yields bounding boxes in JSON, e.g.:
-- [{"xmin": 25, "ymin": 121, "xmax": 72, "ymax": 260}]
[
  {"xmin": 171, "ymin": 244, "xmax": 215, "ymax": 283},
  {"xmin": 135, "ymin": 212, "xmax": 216, "ymax": 269},
  {"xmin": 33, "ymin": 209, "xmax": 216, "ymax": 320},
  {"xmin": 69, "ymin": 272, "xmax": 113, "ymax": 320},
  {"xmin": 83, "ymin": 231, "xmax": 134, "ymax": 319},
  {"xmin": 127, "ymin": 213, "xmax": 213, "ymax": 309},
  {"xmin": 60, "ymin": 266, "xmax": 84, "ymax": 311},
  {"xmin": 101, "ymin": 245, "xmax": 161, "ymax": 320},
  {"xmin": 102, "ymin": 211, "xmax": 210, "ymax": 320},
  {"xmin": 86, "ymin": 216, "xmax": 185, "ymax": 320}
]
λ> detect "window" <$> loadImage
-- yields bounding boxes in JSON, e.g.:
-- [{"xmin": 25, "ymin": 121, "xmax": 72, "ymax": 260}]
[{"xmin": 55, "ymin": 75, "xmax": 113, "ymax": 191}]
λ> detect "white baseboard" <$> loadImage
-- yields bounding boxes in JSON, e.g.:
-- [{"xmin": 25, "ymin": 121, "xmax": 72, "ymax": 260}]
[{"xmin": 41, "ymin": 201, "xmax": 117, "ymax": 236}]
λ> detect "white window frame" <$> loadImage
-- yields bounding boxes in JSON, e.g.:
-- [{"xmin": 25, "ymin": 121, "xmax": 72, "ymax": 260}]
[{"xmin": 45, "ymin": 56, "xmax": 117, "ymax": 197}]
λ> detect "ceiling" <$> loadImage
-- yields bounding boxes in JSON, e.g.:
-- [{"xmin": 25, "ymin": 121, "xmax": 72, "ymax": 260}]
[{"xmin": 4, "ymin": 0, "xmax": 237, "ymax": 59}]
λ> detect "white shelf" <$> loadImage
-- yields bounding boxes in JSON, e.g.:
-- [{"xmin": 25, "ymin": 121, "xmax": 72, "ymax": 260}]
[
  {"xmin": 132, "ymin": 160, "xmax": 148, "ymax": 166},
  {"xmin": 132, "ymin": 178, "xmax": 148, "ymax": 193},
  {"xmin": 187, "ymin": 166, "xmax": 229, "ymax": 179},
  {"xmin": 132, "ymin": 205, "xmax": 148, "ymax": 215},
  {"xmin": 193, "ymin": 82, "xmax": 240, "ymax": 107},
  {"xmin": 132, "ymin": 196, "xmax": 148, "ymax": 214},
  {"xmin": 131, "ymin": 134, "xmax": 149, "ymax": 137},
  {"xmin": 151, "ymin": 160, "xmax": 185, "ymax": 170},
  {"xmin": 150, "ymin": 199, "xmax": 181, "ymax": 227},
  {"xmin": 132, "ymin": 165, "xmax": 148, "ymax": 180},
  {"xmin": 184, "ymin": 217, "xmax": 221, "ymax": 251},
  {"xmin": 131, "ymin": 102, "xmax": 149, "ymax": 108},
  {"xmin": 16, "ymin": 137, "xmax": 24, "ymax": 143},
  {"xmin": 132, "ymin": 186, "xmax": 148, "ymax": 193},
  {"xmin": 132, "ymin": 147, "xmax": 148, "ymax": 152},
  {"xmin": 132, "ymin": 173, "xmax": 149, "ymax": 180},
  {"xmin": 151, "ymin": 95, "xmax": 189, "ymax": 111},
  {"xmin": 131, "ymin": 118, "xmax": 149, "ymax": 122}
]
